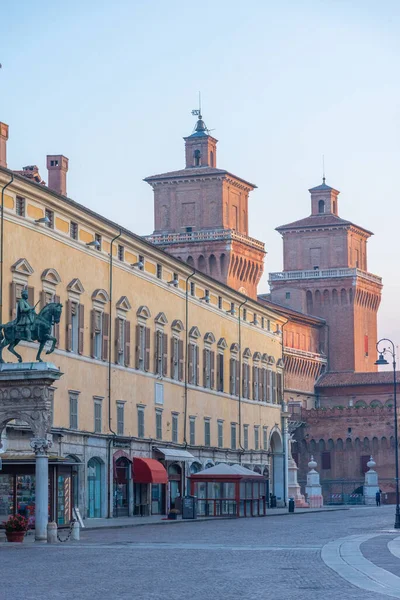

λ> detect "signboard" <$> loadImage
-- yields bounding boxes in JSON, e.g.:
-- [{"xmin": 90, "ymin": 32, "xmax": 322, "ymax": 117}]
[
  {"xmin": 73, "ymin": 507, "xmax": 85, "ymax": 528},
  {"xmin": 182, "ymin": 496, "xmax": 197, "ymax": 520}
]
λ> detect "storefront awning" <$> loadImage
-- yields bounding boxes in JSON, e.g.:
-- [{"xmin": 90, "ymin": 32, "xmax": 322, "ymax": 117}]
[
  {"xmin": 155, "ymin": 448, "xmax": 195, "ymax": 462},
  {"xmin": 133, "ymin": 458, "xmax": 168, "ymax": 484}
]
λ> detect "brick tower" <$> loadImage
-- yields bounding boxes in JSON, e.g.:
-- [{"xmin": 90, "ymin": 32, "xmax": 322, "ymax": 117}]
[
  {"xmin": 145, "ymin": 114, "xmax": 265, "ymax": 299},
  {"xmin": 269, "ymin": 180, "xmax": 382, "ymax": 373}
]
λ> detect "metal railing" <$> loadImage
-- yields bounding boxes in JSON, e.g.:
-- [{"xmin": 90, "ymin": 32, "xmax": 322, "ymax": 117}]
[{"xmin": 146, "ymin": 229, "xmax": 265, "ymax": 251}]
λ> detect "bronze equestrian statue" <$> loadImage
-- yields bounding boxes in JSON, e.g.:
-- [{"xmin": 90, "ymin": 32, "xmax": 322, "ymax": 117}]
[{"xmin": 0, "ymin": 290, "xmax": 63, "ymax": 363}]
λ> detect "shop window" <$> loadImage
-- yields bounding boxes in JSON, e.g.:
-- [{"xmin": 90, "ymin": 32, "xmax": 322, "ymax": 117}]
[
  {"xmin": 155, "ymin": 410, "xmax": 162, "ymax": 440},
  {"xmin": 94, "ymin": 399, "xmax": 102, "ymax": 433},
  {"xmin": 16, "ymin": 196, "xmax": 25, "ymax": 217},
  {"xmin": 137, "ymin": 406, "xmax": 145, "ymax": 438},
  {"xmin": 117, "ymin": 402, "xmax": 124, "ymax": 436},
  {"xmin": 204, "ymin": 418, "xmax": 211, "ymax": 447},
  {"xmin": 69, "ymin": 393, "xmax": 79, "ymax": 429},
  {"xmin": 172, "ymin": 413, "xmax": 178, "ymax": 443},
  {"xmin": 70, "ymin": 221, "xmax": 78, "ymax": 240},
  {"xmin": 243, "ymin": 425, "xmax": 249, "ymax": 450},
  {"xmin": 189, "ymin": 417, "xmax": 196, "ymax": 445},
  {"xmin": 217, "ymin": 420, "xmax": 224, "ymax": 448},
  {"xmin": 254, "ymin": 426, "xmax": 260, "ymax": 451},
  {"xmin": 231, "ymin": 423, "xmax": 237, "ymax": 450}
]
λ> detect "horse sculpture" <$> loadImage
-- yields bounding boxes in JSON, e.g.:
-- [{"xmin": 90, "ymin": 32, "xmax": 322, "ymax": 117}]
[{"xmin": 0, "ymin": 302, "xmax": 63, "ymax": 363}]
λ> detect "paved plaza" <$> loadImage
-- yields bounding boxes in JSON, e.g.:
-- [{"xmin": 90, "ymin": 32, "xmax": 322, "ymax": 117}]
[{"xmin": 2, "ymin": 506, "xmax": 400, "ymax": 599}]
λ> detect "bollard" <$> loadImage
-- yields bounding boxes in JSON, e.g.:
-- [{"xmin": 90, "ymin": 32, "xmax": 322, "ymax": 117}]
[
  {"xmin": 70, "ymin": 521, "xmax": 80, "ymax": 541},
  {"xmin": 47, "ymin": 522, "xmax": 58, "ymax": 544}
]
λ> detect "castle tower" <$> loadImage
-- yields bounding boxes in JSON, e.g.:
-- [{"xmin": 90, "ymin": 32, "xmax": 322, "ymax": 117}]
[
  {"xmin": 269, "ymin": 180, "xmax": 382, "ymax": 372},
  {"xmin": 145, "ymin": 114, "xmax": 265, "ymax": 299}
]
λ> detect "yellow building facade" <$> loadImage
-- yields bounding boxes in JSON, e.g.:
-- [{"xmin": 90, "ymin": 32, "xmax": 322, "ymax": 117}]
[{"xmin": 0, "ymin": 158, "xmax": 287, "ymax": 520}]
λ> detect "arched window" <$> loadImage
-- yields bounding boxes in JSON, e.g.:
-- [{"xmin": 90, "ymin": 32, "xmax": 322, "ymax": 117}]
[
  {"xmin": 306, "ymin": 290, "xmax": 313, "ymax": 313},
  {"xmin": 194, "ymin": 149, "xmax": 201, "ymax": 166},
  {"xmin": 318, "ymin": 199, "xmax": 325, "ymax": 214},
  {"xmin": 209, "ymin": 254, "xmax": 217, "ymax": 277},
  {"xmin": 337, "ymin": 438, "xmax": 343, "ymax": 450}
]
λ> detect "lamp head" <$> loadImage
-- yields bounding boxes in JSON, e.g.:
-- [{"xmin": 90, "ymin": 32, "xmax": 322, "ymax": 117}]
[
  {"xmin": 35, "ymin": 216, "xmax": 50, "ymax": 225},
  {"xmin": 131, "ymin": 261, "xmax": 144, "ymax": 270},
  {"xmin": 375, "ymin": 353, "xmax": 389, "ymax": 366},
  {"xmin": 86, "ymin": 240, "xmax": 100, "ymax": 249},
  {"xmin": 167, "ymin": 278, "xmax": 179, "ymax": 286}
]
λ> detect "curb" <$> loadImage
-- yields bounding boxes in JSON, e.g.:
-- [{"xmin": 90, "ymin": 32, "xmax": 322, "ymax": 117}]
[{"xmin": 83, "ymin": 507, "xmax": 350, "ymax": 532}]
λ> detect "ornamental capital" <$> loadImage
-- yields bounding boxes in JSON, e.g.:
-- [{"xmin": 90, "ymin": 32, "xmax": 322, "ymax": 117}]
[{"xmin": 30, "ymin": 434, "xmax": 52, "ymax": 455}]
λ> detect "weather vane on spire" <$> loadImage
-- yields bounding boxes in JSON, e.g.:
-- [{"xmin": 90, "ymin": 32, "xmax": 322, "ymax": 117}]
[{"xmin": 191, "ymin": 91, "xmax": 202, "ymax": 118}]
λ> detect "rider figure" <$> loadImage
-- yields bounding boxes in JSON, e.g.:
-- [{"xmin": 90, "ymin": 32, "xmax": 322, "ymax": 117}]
[{"xmin": 16, "ymin": 289, "xmax": 35, "ymax": 341}]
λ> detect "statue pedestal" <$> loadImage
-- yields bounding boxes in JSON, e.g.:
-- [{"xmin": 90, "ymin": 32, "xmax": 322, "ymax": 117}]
[
  {"xmin": 305, "ymin": 457, "xmax": 324, "ymax": 508},
  {"xmin": 0, "ymin": 362, "xmax": 62, "ymax": 541},
  {"xmin": 364, "ymin": 457, "xmax": 380, "ymax": 506},
  {"xmin": 288, "ymin": 456, "xmax": 309, "ymax": 508}
]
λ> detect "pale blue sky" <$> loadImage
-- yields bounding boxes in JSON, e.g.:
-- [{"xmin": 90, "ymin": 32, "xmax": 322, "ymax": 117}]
[{"xmin": 1, "ymin": 0, "xmax": 399, "ymax": 347}]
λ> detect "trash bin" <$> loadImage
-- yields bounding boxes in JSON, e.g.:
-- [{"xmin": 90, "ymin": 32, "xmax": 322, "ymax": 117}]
[
  {"xmin": 182, "ymin": 495, "xmax": 197, "ymax": 519},
  {"xmin": 288, "ymin": 498, "xmax": 295, "ymax": 513},
  {"xmin": 270, "ymin": 495, "xmax": 277, "ymax": 508}
]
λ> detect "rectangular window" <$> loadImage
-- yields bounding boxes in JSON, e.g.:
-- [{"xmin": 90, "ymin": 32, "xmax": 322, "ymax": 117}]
[
  {"xmin": 93, "ymin": 310, "xmax": 102, "ymax": 360},
  {"xmin": 189, "ymin": 343, "xmax": 199, "ymax": 385},
  {"xmin": 261, "ymin": 316, "xmax": 265, "ymax": 329},
  {"xmin": 155, "ymin": 410, "xmax": 162, "ymax": 440},
  {"xmin": 69, "ymin": 394, "xmax": 78, "ymax": 430},
  {"xmin": 171, "ymin": 337, "xmax": 180, "ymax": 380},
  {"xmin": 172, "ymin": 413, "xmax": 178, "ymax": 443},
  {"xmin": 70, "ymin": 221, "xmax": 78, "ymax": 240},
  {"xmin": 117, "ymin": 318, "xmax": 125, "ymax": 366},
  {"xmin": 243, "ymin": 424, "xmax": 249, "ymax": 450},
  {"xmin": 189, "ymin": 417, "xmax": 196, "ymax": 446},
  {"xmin": 267, "ymin": 319, "xmax": 271, "ymax": 331},
  {"xmin": 285, "ymin": 292, "xmax": 291, "ymax": 299},
  {"xmin": 204, "ymin": 419, "xmax": 211, "ymax": 447},
  {"xmin": 321, "ymin": 451, "xmax": 331, "ymax": 470},
  {"xmin": 231, "ymin": 423, "xmax": 237, "ymax": 450},
  {"xmin": 137, "ymin": 406, "xmax": 145, "ymax": 438},
  {"xmin": 253, "ymin": 366, "xmax": 259, "ymax": 401},
  {"xmin": 254, "ymin": 426, "xmax": 260, "ymax": 451},
  {"xmin": 190, "ymin": 282, "xmax": 195, "ymax": 296},
  {"xmin": 263, "ymin": 426, "xmax": 268, "ymax": 450},
  {"xmin": 16, "ymin": 196, "xmax": 25, "ymax": 217},
  {"xmin": 173, "ymin": 273, "xmax": 178, "ymax": 287},
  {"xmin": 217, "ymin": 353, "xmax": 224, "ymax": 392},
  {"xmin": 138, "ymin": 254, "xmax": 144, "ymax": 270},
  {"xmin": 218, "ymin": 296, "xmax": 222, "ymax": 309},
  {"xmin": 156, "ymin": 264, "xmax": 162, "ymax": 279},
  {"xmin": 203, "ymin": 348, "xmax": 212, "ymax": 389},
  {"xmin": 242, "ymin": 363, "xmax": 249, "ymax": 399},
  {"xmin": 95, "ymin": 233, "xmax": 102, "ymax": 251},
  {"xmin": 117, "ymin": 403, "xmax": 124, "ymax": 436},
  {"xmin": 217, "ymin": 420, "xmax": 223, "ymax": 448},
  {"xmin": 271, "ymin": 371, "xmax": 277, "ymax": 403},
  {"xmin": 155, "ymin": 331, "xmax": 164, "ymax": 376},
  {"xmin": 94, "ymin": 400, "xmax": 102, "ymax": 433},
  {"xmin": 242, "ymin": 308, "xmax": 247, "ymax": 321},
  {"xmin": 230, "ymin": 357, "xmax": 238, "ymax": 396},
  {"xmin": 266, "ymin": 369, "xmax": 272, "ymax": 402},
  {"xmin": 276, "ymin": 372, "xmax": 283, "ymax": 404},
  {"xmin": 137, "ymin": 325, "xmax": 146, "ymax": 371},
  {"xmin": 45, "ymin": 208, "xmax": 54, "ymax": 229},
  {"xmin": 118, "ymin": 244, "xmax": 124, "ymax": 261},
  {"xmin": 71, "ymin": 302, "xmax": 79, "ymax": 353}
]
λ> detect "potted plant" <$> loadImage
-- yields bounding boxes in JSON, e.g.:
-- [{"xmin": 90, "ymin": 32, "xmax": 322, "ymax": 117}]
[
  {"xmin": 167, "ymin": 509, "xmax": 179, "ymax": 520},
  {"xmin": 3, "ymin": 514, "xmax": 28, "ymax": 543}
]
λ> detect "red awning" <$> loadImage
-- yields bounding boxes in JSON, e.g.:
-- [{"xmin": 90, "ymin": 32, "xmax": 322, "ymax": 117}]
[{"xmin": 132, "ymin": 458, "xmax": 168, "ymax": 484}]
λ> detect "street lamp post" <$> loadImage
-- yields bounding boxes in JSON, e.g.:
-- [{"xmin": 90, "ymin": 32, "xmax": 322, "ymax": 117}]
[{"xmin": 375, "ymin": 338, "xmax": 400, "ymax": 529}]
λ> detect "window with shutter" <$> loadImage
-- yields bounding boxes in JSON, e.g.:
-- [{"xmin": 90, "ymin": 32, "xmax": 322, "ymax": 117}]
[
  {"xmin": 217, "ymin": 353, "xmax": 224, "ymax": 392},
  {"xmin": 231, "ymin": 423, "xmax": 237, "ymax": 450},
  {"xmin": 271, "ymin": 371, "xmax": 277, "ymax": 403},
  {"xmin": 101, "ymin": 312, "xmax": 109, "ymax": 361},
  {"xmin": 171, "ymin": 337, "xmax": 179, "ymax": 380},
  {"xmin": 155, "ymin": 331, "xmax": 164, "ymax": 376},
  {"xmin": 204, "ymin": 419, "xmax": 211, "ymax": 446},
  {"xmin": 263, "ymin": 426, "xmax": 268, "ymax": 450},
  {"xmin": 124, "ymin": 320, "xmax": 131, "ymax": 367},
  {"xmin": 78, "ymin": 303, "xmax": 85, "ymax": 355},
  {"xmin": 189, "ymin": 417, "xmax": 196, "ymax": 445},
  {"xmin": 94, "ymin": 400, "xmax": 102, "ymax": 433},
  {"xmin": 217, "ymin": 421, "xmax": 224, "ymax": 448},
  {"xmin": 69, "ymin": 394, "xmax": 78, "ymax": 429},
  {"xmin": 117, "ymin": 403, "xmax": 124, "ymax": 436},
  {"xmin": 137, "ymin": 406, "xmax": 145, "ymax": 438},
  {"xmin": 145, "ymin": 327, "xmax": 151, "ymax": 371},
  {"xmin": 254, "ymin": 426, "xmax": 260, "ymax": 450},
  {"xmin": 243, "ymin": 425, "xmax": 249, "ymax": 450},
  {"xmin": 91, "ymin": 310, "xmax": 103, "ymax": 359},
  {"xmin": 172, "ymin": 413, "xmax": 178, "ymax": 443},
  {"xmin": 155, "ymin": 410, "xmax": 163, "ymax": 440}
]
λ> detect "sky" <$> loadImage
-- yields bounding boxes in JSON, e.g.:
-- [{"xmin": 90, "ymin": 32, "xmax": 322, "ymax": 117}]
[{"xmin": 1, "ymin": 0, "xmax": 399, "ymax": 350}]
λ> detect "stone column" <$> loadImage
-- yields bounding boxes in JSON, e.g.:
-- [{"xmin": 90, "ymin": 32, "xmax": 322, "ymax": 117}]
[{"xmin": 31, "ymin": 436, "xmax": 52, "ymax": 541}]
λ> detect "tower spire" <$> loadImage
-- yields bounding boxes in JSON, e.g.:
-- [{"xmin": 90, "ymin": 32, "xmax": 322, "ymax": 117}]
[{"xmin": 322, "ymin": 154, "xmax": 325, "ymax": 184}]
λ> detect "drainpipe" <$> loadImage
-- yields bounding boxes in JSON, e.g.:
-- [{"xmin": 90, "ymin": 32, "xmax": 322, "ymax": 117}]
[
  {"xmin": 0, "ymin": 173, "xmax": 14, "ymax": 323},
  {"xmin": 279, "ymin": 319, "xmax": 289, "ymax": 506},
  {"xmin": 183, "ymin": 269, "xmax": 196, "ymax": 447},
  {"xmin": 107, "ymin": 229, "xmax": 122, "ymax": 518},
  {"xmin": 237, "ymin": 297, "xmax": 248, "ymax": 462}
]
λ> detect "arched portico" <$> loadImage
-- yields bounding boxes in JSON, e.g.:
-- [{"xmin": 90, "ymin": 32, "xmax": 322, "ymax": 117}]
[{"xmin": 270, "ymin": 428, "xmax": 285, "ymax": 507}]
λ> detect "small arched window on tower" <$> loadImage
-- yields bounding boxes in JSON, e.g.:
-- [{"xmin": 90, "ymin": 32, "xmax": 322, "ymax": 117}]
[
  {"xmin": 194, "ymin": 149, "xmax": 201, "ymax": 167},
  {"xmin": 318, "ymin": 199, "xmax": 325, "ymax": 214}
]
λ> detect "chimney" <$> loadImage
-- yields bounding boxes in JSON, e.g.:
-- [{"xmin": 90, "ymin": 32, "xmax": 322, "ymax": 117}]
[
  {"xmin": 0, "ymin": 122, "xmax": 9, "ymax": 168},
  {"xmin": 46, "ymin": 154, "xmax": 69, "ymax": 196}
]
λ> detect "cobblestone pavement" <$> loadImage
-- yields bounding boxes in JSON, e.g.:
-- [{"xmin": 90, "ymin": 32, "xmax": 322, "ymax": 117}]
[{"xmin": 1, "ymin": 506, "xmax": 399, "ymax": 600}]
